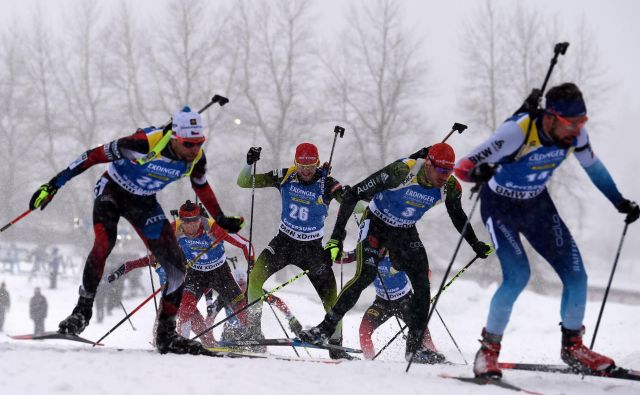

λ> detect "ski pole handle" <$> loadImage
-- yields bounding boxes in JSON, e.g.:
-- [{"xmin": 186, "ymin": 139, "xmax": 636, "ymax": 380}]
[
  {"xmin": 441, "ymin": 122, "xmax": 468, "ymax": 143},
  {"xmin": 161, "ymin": 94, "xmax": 229, "ymax": 129}
]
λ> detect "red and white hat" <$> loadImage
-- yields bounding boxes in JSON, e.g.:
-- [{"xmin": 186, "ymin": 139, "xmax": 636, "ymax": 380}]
[
  {"xmin": 172, "ymin": 107, "xmax": 205, "ymax": 142},
  {"xmin": 294, "ymin": 143, "xmax": 319, "ymax": 165},
  {"xmin": 178, "ymin": 200, "xmax": 201, "ymax": 222},
  {"xmin": 427, "ymin": 143, "xmax": 455, "ymax": 169}
]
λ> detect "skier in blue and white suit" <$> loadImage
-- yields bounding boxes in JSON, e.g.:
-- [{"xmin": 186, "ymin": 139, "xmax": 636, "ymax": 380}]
[{"xmin": 455, "ymin": 82, "xmax": 640, "ymax": 378}]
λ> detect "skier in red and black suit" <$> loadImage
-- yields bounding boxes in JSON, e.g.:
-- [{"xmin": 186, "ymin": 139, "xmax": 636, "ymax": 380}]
[
  {"xmin": 28, "ymin": 107, "xmax": 244, "ymax": 354},
  {"xmin": 173, "ymin": 200, "xmax": 253, "ymax": 346}
]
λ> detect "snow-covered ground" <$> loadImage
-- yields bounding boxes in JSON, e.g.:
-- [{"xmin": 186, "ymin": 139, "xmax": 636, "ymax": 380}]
[{"xmin": 1, "ymin": 265, "xmax": 639, "ymax": 395}]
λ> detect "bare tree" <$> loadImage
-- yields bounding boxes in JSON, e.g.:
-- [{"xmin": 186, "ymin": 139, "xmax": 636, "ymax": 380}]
[
  {"xmin": 460, "ymin": 0, "xmax": 509, "ymax": 133},
  {"xmin": 0, "ymin": 23, "xmax": 34, "ymax": 220},
  {"xmin": 320, "ymin": 0, "xmax": 429, "ymax": 173},
  {"xmin": 226, "ymin": 0, "xmax": 320, "ymax": 168},
  {"xmin": 110, "ymin": 1, "xmax": 155, "ymax": 128}
]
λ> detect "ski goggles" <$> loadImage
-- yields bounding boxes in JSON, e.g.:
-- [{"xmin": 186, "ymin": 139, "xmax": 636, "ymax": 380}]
[
  {"xmin": 173, "ymin": 135, "xmax": 205, "ymax": 148},
  {"xmin": 547, "ymin": 109, "xmax": 589, "ymax": 130},
  {"xmin": 295, "ymin": 161, "xmax": 319, "ymax": 171},
  {"xmin": 428, "ymin": 159, "xmax": 453, "ymax": 175}
]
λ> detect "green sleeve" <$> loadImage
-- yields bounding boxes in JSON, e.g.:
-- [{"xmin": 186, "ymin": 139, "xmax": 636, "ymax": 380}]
[
  {"xmin": 236, "ymin": 165, "xmax": 283, "ymax": 189},
  {"xmin": 444, "ymin": 176, "xmax": 479, "ymax": 246}
]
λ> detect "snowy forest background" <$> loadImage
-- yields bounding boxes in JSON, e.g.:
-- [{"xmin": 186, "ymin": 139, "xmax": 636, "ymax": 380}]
[{"xmin": 0, "ymin": 0, "xmax": 638, "ymax": 299}]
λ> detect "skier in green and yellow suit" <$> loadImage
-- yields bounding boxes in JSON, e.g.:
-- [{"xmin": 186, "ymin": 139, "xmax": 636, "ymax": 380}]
[{"xmin": 237, "ymin": 143, "xmax": 353, "ymax": 359}]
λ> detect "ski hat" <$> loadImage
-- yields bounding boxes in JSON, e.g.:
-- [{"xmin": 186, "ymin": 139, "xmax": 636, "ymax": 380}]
[
  {"xmin": 172, "ymin": 106, "xmax": 205, "ymax": 142},
  {"xmin": 179, "ymin": 200, "xmax": 201, "ymax": 222},
  {"xmin": 294, "ymin": 142, "xmax": 319, "ymax": 166},
  {"xmin": 427, "ymin": 142, "xmax": 455, "ymax": 169},
  {"xmin": 545, "ymin": 98, "xmax": 587, "ymax": 117},
  {"xmin": 544, "ymin": 83, "xmax": 587, "ymax": 117}
]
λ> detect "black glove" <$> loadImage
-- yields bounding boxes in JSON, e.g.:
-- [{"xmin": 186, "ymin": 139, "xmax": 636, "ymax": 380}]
[
  {"xmin": 29, "ymin": 182, "xmax": 58, "ymax": 211},
  {"xmin": 616, "ymin": 199, "xmax": 640, "ymax": 224},
  {"xmin": 107, "ymin": 266, "xmax": 125, "ymax": 283},
  {"xmin": 216, "ymin": 215, "xmax": 245, "ymax": 233},
  {"xmin": 409, "ymin": 146, "xmax": 429, "ymax": 160},
  {"xmin": 472, "ymin": 241, "xmax": 494, "ymax": 259},
  {"xmin": 288, "ymin": 317, "xmax": 303, "ymax": 337},
  {"xmin": 246, "ymin": 147, "xmax": 262, "ymax": 165},
  {"xmin": 468, "ymin": 163, "xmax": 496, "ymax": 183}
]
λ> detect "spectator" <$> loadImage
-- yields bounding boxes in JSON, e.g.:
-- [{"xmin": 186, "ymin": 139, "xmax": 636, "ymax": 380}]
[
  {"xmin": 30, "ymin": 287, "xmax": 48, "ymax": 335},
  {"xmin": 0, "ymin": 282, "xmax": 10, "ymax": 331}
]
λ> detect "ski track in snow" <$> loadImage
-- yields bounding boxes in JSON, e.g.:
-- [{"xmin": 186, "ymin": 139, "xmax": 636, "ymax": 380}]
[{"xmin": 1, "ymin": 273, "xmax": 639, "ymax": 395}]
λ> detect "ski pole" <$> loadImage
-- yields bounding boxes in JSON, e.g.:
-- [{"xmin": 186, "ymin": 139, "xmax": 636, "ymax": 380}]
[
  {"xmin": 120, "ymin": 302, "xmax": 137, "ymax": 331},
  {"xmin": 372, "ymin": 323, "xmax": 407, "ymax": 360},
  {"xmin": 406, "ymin": 196, "xmax": 483, "ymax": 372},
  {"xmin": 434, "ymin": 308, "xmax": 467, "ymax": 365},
  {"xmin": 327, "ymin": 126, "xmax": 345, "ymax": 289},
  {"xmin": 267, "ymin": 302, "xmax": 301, "ymax": 357},
  {"xmin": 246, "ymin": 147, "xmax": 261, "ymax": 303},
  {"xmin": 373, "ymin": 254, "xmax": 480, "ymax": 359},
  {"xmin": 590, "ymin": 222, "xmax": 629, "ymax": 349},
  {"xmin": 1, "ymin": 209, "xmax": 32, "ymax": 233},
  {"xmin": 147, "ymin": 255, "xmax": 158, "ymax": 312},
  {"xmin": 328, "ymin": 125, "xmax": 345, "ymax": 168},
  {"xmin": 94, "ymin": 286, "xmax": 164, "ymax": 346},
  {"xmin": 192, "ymin": 270, "xmax": 309, "ymax": 341},
  {"xmin": 160, "ymin": 94, "xmax": 229, "ymax": 129}
]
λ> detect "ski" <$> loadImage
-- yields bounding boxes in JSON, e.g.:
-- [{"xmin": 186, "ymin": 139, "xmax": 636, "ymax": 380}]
[
  {"xmin": 438, "ymin": 373, "xmax": 543, "ymax": 395},
  {"xmin": 216, "ymin": 338, "xmax": 362, "ymax": 354},
  {"xmin": 499, "ymin": 362, "xmax": 640, "ymax": 382},
  {"xmin": 207, "ymin": 347, "xmax": 342, "ymax": 364},
  {"xmin": 10, "ymin": 331, "xmax": 104, "ymax": 346}
]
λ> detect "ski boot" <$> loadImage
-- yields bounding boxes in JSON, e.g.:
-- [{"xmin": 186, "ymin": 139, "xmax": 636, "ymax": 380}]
[
  {"xmin": 561, "ymin": 325, "xmax": 615, "ymax": 374},
  {"xmin": 58, "ymin": 295, "xmax": 93, "ymax": 335},
  {"xmin": 473, "ymin": 328, "xmax": 503, "ymax": 379},
  {"xmin": 156, "ymin": 317, "xmax": 207, "ymax": 355},
  {"xmin": 328, "ymin": 338, "xmax": 359, "ymax": 360},
  {"xmin": 298, "ymin": 319, "xmax": 336, "ymax": 345},
  {"xmin": 406, "ymin": 348, "xmax": 447, "ymax": 364}
]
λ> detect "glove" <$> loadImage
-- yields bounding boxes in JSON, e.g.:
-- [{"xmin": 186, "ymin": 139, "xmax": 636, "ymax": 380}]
[
  {"xmin": 472, "ymin": 241, "xmax": 494, "ymax": 259},
  {"xmin": 468, "ymin": 163, "xmax": 496, "ymax": 184},
  {"xmin": 409, "ymin": 146, "xmax": 429, "ymax": 160},
  {"xmin": 246, "ymin": 147, "xmax": 262, "ymax": 165},
  {"xmin": 216, "ymin": 216, "xmax": 245, "ymax": 233},
  {"xmin": 29, "ymin": 183, "xmax": 58, "ymax": 210},
  {"xmin": 321, "ymin": 161, "xmax": 332, "ymax": 174},
  {"xmin": 616, "ymin": 199, "xmax": 640, "ymax": 224},
  {"xmin": 108, "ymin": 266, "xmax": 125, "ymax": 283},
  {"xmin": 338, "ymin": 250, "xmax": 356, "ymax": 264},
  {"xmin": 288, "ymin": 317, "xmax": 303, "ymax": 337},
  {"xmin": 324, "ymin": 239, "xmax": 343, "ymax": 262}
]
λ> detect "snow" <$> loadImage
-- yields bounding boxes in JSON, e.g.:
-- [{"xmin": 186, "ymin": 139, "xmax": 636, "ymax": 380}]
[{"xmin": 1, "ymin": 267, "xmax": 639, "ymax": 395}]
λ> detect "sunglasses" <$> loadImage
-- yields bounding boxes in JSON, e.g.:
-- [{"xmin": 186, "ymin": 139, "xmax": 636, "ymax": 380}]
[
  {"xmin": 181, "ymin": 140, "xmax": 204, "ymax": 148},
  {"xmin": 547, "ymin": 109, "xmax": 589, "ymax": 130},
  {"xmin": 181, "ymin": 216, "xmax": 200, "ymax": 223},
  {"xmin": 427, "ymin": 159, "xmax": 453, "ymax": 175},
  {"xmin": 295, "ymin": 161, "xmax": 319, "ymax": 171}
]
